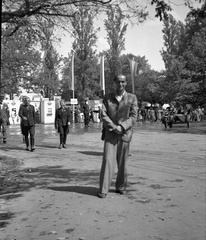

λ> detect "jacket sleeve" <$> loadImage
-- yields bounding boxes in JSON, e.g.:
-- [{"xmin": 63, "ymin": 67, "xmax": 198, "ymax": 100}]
[
  {"xmin": 54, "ymin": 109, "xmax": 58, "ymax": 128},
  {"xmin": 67, "ymin": 108, "xmax": 72, "ymax": 123},
  {"xmin": 101, "ymin": 97, "xmax": 117, "ymax": 131},
  {"xmin": 119, "ymin": 95, "xmax": 138, "ymax": 131},
  {"xmin": 32, "ymin": 106, "xmax": 36, "ymax": 124},
  {"xmin": 18, "ymin": 105, "xmax": 23, "ymax": 119}
]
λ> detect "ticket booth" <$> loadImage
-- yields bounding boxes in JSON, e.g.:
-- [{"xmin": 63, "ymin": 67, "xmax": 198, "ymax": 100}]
[
  {"xmin": 3, "ymin": 100, "xmax": 21, "ymax": 125},
  {"xmin": 40, "ymin": 99, "xmax": 55, "ymax": 124}
]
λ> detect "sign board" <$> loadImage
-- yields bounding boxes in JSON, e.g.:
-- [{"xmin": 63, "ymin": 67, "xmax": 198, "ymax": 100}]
[
  {"xmin": 70, "ymin": 98, "xmax": 78, "ymax": 105},
  {"xmin": 40, "ymin": 100, "xmax": 55, "ymax": 124}
]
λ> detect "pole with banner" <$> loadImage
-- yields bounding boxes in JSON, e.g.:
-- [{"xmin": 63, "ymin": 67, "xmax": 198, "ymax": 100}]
[
  {"xmin": 70, "ymin": 51, "xmax": 75, "ymax": 123},
  {"xmin": 100, "ymin": 56, "xmax": 105, "ymax": 96},
  {"xmin": 128, "ymin": 58, "xmax": 138, "ymax": 94}
]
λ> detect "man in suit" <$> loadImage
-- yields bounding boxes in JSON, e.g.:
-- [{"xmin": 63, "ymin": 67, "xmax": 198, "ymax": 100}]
[
  {"xmin": 82, "ymin": 100, "xmax": 90, "ymax": 128},
  {"xmin": 55, "ymin": 99, "xmax": 71, "ymax": 149},
  {"xmin": 18, "ymin": 97, "xmax": 36, "ymax": 151},
  {"xmin": 98, "ymin": 74, "xmax": 138, "ymax": 198}
]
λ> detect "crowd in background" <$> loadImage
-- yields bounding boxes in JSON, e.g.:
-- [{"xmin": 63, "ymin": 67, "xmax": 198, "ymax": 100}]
[
  {"xmin": 1, "ymin": 101, "xmax": 205, "ymax": 144},
  {"xmin": 137, "ymin": 105, "xmax": 205, "ymax": 123}
]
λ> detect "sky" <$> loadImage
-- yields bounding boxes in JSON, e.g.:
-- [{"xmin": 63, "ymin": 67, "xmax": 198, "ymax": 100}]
[{"xmin": 54, "ymin": 0, "xmax": 202, "ymax": 71}]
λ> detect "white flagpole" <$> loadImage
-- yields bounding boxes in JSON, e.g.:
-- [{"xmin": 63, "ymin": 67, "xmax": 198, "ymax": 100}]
[
  {"xmin": 129, "ymin": 58, "xmax": 138, "ymax": 94},
  {"xmin": 129, "ymin": 59, "xmax": 135, "ymax": 93},
  {"xmin": 100, "ymin": 56, "xmax": 105, "ymax": 96},
  {"xmin": 71, "ymin": 51, "xmax": 75, "ymax": 123}
]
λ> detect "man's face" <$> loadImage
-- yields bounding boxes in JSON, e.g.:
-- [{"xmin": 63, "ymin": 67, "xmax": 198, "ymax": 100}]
[
  {"xmin": 114, "ymin": 75, "xmax": 127, "ymax": 93},
  {"xmin": 23, "ymin": 98, "xmax": 29, "ymax": 105},
  {"xmin": 60, "ymin": 100, "xmax": 65, "ymax": 107}
]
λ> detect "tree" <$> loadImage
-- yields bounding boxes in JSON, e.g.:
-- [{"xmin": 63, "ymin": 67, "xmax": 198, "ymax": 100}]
[
  {"xmin": 179, "ymin": 2, "xmax": 206, "ymax": 106},
  {"xmin": 161, "ymin": 3, "xmax": 206, "ymax": 106},
  {"xmin": 37, "ymin": 21, "xmax": 61, "ymax": 99},
  {"xmin": 61, "ymin": 6, "xmax": 100, "ymax": 102},
  {"xmin": 1, "ymin": 0, "xmax": 204, "ymax": 98},
  {"xmin": 2, "ymin": 1, "xmax": 203, "ymax": 32},
  {"xmin": 1, "ymin": 28, "xmax": 41, "ymax": 98},
  {"xmin": 104, "ymin": 5, "xmax": 128, "ymax": 92},
  {"xmin": 1, "ymin": 0, "xmax": 147, "ymax": 39},
  {"xmin": 160, "ymin": 14, "xmax": 188, "ymax": 104}
]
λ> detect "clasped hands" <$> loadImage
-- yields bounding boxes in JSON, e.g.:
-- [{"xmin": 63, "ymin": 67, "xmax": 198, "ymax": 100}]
[{"xmin": 114, "ymin": 125, "xmax": 124, "ymax": 135}]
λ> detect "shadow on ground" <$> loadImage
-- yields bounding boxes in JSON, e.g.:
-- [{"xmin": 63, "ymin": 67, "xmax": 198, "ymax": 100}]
[
  {"xmin": 78, "ymin": 151, "xmax": 103, "ymax": 156},
  {"xmin": 1, "ymin": 165, "xmax": 100, "ymax": 197},
  {"xmin": 47, "ymin": 185, "xmax": 98, "ymax": 196}
]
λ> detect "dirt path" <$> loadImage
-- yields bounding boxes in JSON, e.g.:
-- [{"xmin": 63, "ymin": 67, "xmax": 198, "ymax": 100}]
[{"xmin": 0, "ymin": 123, "xmax": 205, "ymax": 240}]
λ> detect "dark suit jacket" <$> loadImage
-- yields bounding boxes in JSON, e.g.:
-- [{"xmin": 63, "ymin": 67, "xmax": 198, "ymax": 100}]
[
  {"xmin": 19, "ymin": 104, "xmax": 36, "ymax": 126},
  {"xmin": 55, "ymin": 107, "xmax": 71, "ymax": 128},
  {"xmin": 101, "ymin": 91, "xmax": 137, "ymax": 142},
  {"xmin": 82, "ymin": 103, "xmax": 90, "ymax": 114}
]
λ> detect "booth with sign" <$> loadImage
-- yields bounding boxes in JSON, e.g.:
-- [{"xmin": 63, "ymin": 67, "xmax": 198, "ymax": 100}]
[
  {"xmin": 3, "ymin": 100, "xmax": 21, "ymax": 125},
  {"xmin": 40, "ymin": 99, "xmax": 55, "ymax": 124}
]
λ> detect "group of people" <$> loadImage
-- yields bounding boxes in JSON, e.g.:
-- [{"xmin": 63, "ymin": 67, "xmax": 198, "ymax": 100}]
[
  {"xmin": 0, "ymin": 74, "xmax": 138, "ymax": 200},
  {"xmin": 188, "ymin": 106, "xmax": 204, "ymax": 122},
  {"xmin": 138, "ymin": 107, "xmax": 162, "ymax": 122},
  {"xmin": 74, "ymin": 102, "xmax": 102, "ymax": 126},
  {"xmin": 138, "ymin": 105, "xmax": 205, "ymax": 124},
  {"xmin": 7, "ymin": 75, "xmax": 205, "ymax": 199}
]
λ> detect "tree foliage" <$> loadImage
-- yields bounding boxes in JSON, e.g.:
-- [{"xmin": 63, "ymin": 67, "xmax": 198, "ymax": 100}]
[
  {"xmin": 61, "ymin": 6, "xmax": 100, "ymax": 102},
  {"xmin": 161, "ymin": 2, "xmax": 206, "ymax": 106},
  {"xmin": 104, "ymin": 5, "xmax": 128, "ymax": 92},
  {"xmin": 1, "ymin": 0, "xmax": 205, "ymax": 103},
  {"xmin": 1, "ymin": 28, "xmax": 41, "ymax": 96},
  {"xmin": 37, "ymin": 21, "xmax": 61, "ymax": 99}
]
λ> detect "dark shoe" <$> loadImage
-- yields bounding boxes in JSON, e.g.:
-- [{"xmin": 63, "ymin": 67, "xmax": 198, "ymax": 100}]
[
  {"xmin": 3, "ymin": 140, "xmax": 6, "ymax": 144},
  {"xmin": 59, "ymin": 145, "xmax": 62, "ymax": 149},
  {"xmin": 26, "ymin": 147, "xmax": 30, "ymax": 151},
  {"xmin": 63, "ymin": 145, "xmax": 67, "ymax": 148},
  {"xmin": 30, "ymin": 148, "xmax": 35, "ymax": 152},
  {"xmin": 98, "ymin": 193, "xmax": 107, "ymax": 198},
  {"xmin": 116, "ymin": 189, "xmax": 125, "ymax": 195}
]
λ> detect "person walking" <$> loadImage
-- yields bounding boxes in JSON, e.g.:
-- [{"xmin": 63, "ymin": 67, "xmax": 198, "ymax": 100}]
[
  {"xmin": 0, "ymin": 103, "xmax": 10, "ymax": 144},
  {"xmin": 18, "ymin": 97, "xmax": 36, "ymax": 151},
  {"xmin": 98, "ymin": 74, "xmax": 138, "ymax": 198},
  {"xmin": 54, "ymin": 99, "xmax": 71, "ymax": 149},
  {"xmin": 82, "ymin": 100, "xmax": 90, "ymax": 128},
  {"xmin": 89, "ymin": 108, "xmax": 95, "ymax": 123},
  {"xmin": 98, "ymin": 106, "xmax": 102, "ymax": 122}
]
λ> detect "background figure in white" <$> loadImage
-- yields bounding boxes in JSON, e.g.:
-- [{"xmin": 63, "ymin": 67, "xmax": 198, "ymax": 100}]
[
  {"xmin": 196, "ymin": 106, "xmax": 203, "ymax": 122},
  {"xmin": 11, "ymin": 110, "xmax": 16, "ymax": 124}
]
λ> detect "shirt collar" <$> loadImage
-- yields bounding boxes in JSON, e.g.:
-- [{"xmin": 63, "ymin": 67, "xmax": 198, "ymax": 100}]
[{"xmin": 115, "ymin": 91, "xmax": 126, "ymax": 102}]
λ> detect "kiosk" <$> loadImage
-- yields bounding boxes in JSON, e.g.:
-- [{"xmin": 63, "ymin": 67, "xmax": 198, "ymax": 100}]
[{"xmin": 40, "ymin": 99, "xmax": 55, "ymax": 124}]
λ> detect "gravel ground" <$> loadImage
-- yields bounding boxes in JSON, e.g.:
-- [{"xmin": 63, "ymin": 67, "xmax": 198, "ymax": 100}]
[{"xmin": 0, "ymin": 121, "xmax": 205, "ymax": 240}]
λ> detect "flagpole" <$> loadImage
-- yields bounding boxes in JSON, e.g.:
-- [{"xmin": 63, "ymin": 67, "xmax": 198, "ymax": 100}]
[
  {"xmin": 100, "ymin": 56, "xmax": 105, "ymax": 96},
  {"xmin": 71, "ymin": 51, "xmax": 75, "ymax": 123},
  {"xmin": 129, "ymin": 59, "xmax": 134, "ymax": 94},
  {"xmin": 129, "ymin": 58, "xmax": 138, "ymax": 94}
]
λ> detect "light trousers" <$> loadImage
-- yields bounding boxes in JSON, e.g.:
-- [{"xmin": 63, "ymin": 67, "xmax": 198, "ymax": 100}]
[{"xmin": 99, "ymin": 136, "xmax": 130, "ymax": 194}]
